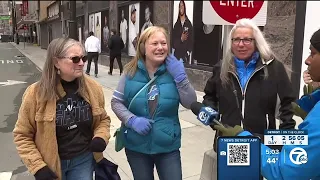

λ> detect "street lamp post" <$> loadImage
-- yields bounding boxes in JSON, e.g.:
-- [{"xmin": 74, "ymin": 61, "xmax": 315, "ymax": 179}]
[
  {"xmin": 11, "ymin": 0, "xmax": 16, "ymax": 42},
  {"xmin": 69, "ymin": 1, "xmax": 77, "ymax": 40}
]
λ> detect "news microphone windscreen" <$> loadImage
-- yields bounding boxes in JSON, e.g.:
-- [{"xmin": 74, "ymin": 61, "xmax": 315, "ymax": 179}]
[{"xmin": 190, "ymin": 102, "xmax": 204, "ymax": 115}]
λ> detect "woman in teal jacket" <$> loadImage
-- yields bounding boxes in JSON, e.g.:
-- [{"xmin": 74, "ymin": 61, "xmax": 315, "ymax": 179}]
[{"xmin": 111, "ymin": 26, "xmax": 197, "ymax": 180}]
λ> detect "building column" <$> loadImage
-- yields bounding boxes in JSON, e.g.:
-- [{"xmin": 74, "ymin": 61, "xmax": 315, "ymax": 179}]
[
  {"xmin": 36, "ymin": 23, "xmax": 40, "ymax": 45},
  {"xmin": 84, "ymin": 1, "xmax": 89, "ymax": 39},
  {"xmin": 109, "ymin": 1, "xmax": 118, "ymax": 33},
  {"xmin": 153, "ymin": 1, "xmax": 172, "ymax": 33}
]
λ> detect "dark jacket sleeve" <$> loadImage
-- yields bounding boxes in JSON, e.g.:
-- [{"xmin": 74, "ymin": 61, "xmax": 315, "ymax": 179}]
[
  {"xmin": 120, "ymin": 37, "xmax": 124, "ymax": 50},
  {"xmin": 275, "ymin": 60, "xmax": 296, "ymax": 129},
  {"xmin": 108, "ymin": 37, "xmax": 113, "ymax": 50},
  {"xmin": 202, "ymin": 64, "xmax": 219, "ymax": 111},
  {"xmin": 186, "ymin": 19, "xmax": 193, "ymax": 52}
]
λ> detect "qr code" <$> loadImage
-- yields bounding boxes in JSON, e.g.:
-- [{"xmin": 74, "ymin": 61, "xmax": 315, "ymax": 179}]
[{"xmin": 227, "ymin": 143, "xmax": 250, "ymax": 166}]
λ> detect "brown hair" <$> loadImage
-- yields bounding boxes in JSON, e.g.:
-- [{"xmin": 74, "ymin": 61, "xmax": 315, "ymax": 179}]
[{"xmin": 37, "ymin": 38, "xmax": 85, "ymax": 102}]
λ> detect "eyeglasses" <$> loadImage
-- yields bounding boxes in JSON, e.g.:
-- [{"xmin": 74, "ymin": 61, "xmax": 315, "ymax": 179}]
[
  {"xmin": 60, "ymin": 56, "xmax": 88, "ymax": 63},
  {"xmin": 231, "ymin": 38, "xmax": 255, "ymax": 45}
]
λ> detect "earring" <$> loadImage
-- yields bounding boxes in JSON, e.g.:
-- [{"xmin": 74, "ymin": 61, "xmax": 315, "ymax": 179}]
[{"xmin": 57, "ymin": 69, "xmax": 60, "ymax": 75}]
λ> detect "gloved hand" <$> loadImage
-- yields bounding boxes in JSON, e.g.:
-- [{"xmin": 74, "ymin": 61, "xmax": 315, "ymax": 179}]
[
  {"xmin": 126, "ymin": 116, "xmax": 154, "ymax": 135},
  {"xmin": 291, "ymin": 84, "xmax": 315, "ymax": 120},
  {"xmin": 292, "ymin": 102, "xmax": 308, "ymax": 120},
  {"xmin": 165, "ymin": 54, "xmax": 187, "ymax": 83},
  {"xmin": 296, "ymin": 89, "xmax": 320, "ymax": 113},
  {"xmin": 89, "ymin": 137, "xmax": 107, "ymax": 152},
  {"xmin": 34, "ymin": 166, "xmax": 58, "ymax": 180},
  {"xmin": 211, "ymin": 123, "xmax": 244, "ymax": 137}
]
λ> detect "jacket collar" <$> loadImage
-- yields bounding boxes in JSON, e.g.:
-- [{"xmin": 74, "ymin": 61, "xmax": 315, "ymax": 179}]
[
  {"xmin": 137, "ymin": 59, "xmax": 166, "ymax": 76},
  {"xmin": 234, "ymin": 51, "xmax": 259, "ymax": 69}
]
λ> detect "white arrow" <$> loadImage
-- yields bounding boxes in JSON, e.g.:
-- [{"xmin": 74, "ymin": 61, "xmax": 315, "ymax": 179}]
[
  {"xmin": 0, "ymin": 80, "xmax": 27, "ymax": 86},
  {"xmin": 0, "ymin": 171, "xmax": 12, "ymax": 180}
]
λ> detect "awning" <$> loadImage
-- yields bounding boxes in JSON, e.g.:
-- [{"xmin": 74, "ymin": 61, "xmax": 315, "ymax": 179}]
[{"xmin": 17, "ymin": 19, "xmax": 36, "ymax": 29}]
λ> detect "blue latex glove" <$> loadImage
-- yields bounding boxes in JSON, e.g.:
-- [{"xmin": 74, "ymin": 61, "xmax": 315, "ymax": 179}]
[
  {"xmin": 296, "ymin": 89, "xmax": 320, "ymax": 113},
  {"xmin": 126, "ymin": 116, "xmax": 154, "ymax": 135},
  {"xmin": 165, "ymin": 54, "xmax": 187, "ymax": 83}
]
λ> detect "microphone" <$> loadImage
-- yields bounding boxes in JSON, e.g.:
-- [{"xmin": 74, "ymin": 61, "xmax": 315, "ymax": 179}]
[{"xmin": 190, "ymin": 102, "xmax": 222, "ymax": 126}]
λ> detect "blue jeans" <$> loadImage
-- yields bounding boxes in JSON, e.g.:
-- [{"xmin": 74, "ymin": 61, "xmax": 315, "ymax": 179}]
[
  {"xmin": 60, "ymin": 151, "xmax": 95, "ymax": 180},
  {"xmin": 125, "ymin": 148, "xmax": 182, "ymax": 180}
]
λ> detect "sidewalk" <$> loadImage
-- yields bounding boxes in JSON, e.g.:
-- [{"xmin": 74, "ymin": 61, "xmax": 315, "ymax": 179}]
[{"xmin": 11, "ymin": 42, "xmax": 215, "ymax": 180}]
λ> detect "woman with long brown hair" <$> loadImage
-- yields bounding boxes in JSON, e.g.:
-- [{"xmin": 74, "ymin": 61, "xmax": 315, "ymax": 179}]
[{"xmin": 13, "ymin": 38, "xmax": 111, "ymax": 180}]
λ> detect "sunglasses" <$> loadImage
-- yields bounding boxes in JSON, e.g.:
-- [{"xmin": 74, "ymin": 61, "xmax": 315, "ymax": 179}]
[{"xmin": 60, "ymin": 56, "xmax": 88, "ymax": 63}]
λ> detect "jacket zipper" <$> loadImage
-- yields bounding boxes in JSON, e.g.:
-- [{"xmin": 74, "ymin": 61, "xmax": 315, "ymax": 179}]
[{"xmin": 229, "ymin": 65, "xmax": 266, "ymax": 128}]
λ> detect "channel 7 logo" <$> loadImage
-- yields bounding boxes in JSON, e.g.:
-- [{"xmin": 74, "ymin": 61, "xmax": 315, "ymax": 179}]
[{"xmin": 289, "ymin": 147, "xmax": 308, "ymax": 165}]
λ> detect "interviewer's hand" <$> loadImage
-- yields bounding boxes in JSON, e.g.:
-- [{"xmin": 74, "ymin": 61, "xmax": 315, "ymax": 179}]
[
  {"xmin": 211, "ymin": 123, "xmax": 244, "ymax": 137},
  {"xmin": 292, "ymin": 102, "xmax": 308, "ymax": 120}
]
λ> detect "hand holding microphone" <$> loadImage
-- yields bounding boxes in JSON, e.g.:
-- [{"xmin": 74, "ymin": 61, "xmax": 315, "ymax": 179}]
[{"xmin": 190, "ymin": 102, "xmax": 244, "ymax": 136}]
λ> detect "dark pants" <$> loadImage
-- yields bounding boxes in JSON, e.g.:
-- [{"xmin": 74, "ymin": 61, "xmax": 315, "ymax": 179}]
[
  {"xmin": 109, "ymin": 54, "xmax": 123, "ymax": 74},
  {"xmin": 86, "ymin": 52, "xmax": 99, "ymax": 75},
  {"xmin": 125, "ymin": 148, "xmax": 182, "ymax": 180}
]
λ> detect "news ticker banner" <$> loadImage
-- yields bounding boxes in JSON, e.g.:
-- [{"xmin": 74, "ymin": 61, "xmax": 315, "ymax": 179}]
[{"xmin": 217, "ymin": 130, "xmax": 309, "ymax": 180}]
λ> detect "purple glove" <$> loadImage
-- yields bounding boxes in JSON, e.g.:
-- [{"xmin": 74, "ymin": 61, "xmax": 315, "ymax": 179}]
[
  {"xmin": 165, "ymin": 54, "xmax": 187, "ymax": 83},
  {"xmin": 126, "ymin": 116, "xmax": 154, "ymax": 135}
]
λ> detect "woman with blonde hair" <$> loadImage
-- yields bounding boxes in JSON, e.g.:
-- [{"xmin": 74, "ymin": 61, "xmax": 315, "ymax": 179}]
[
  {"xmin": 13, "ymin": 38, "xmax": 111, "ymax": 180},
  {"xmin": 203, "ymin": 18, "xmax": 296, "ymax": 150},
  {"xmin": 111, "ymin": 26, "xmax": 197, "ymax": 180}
]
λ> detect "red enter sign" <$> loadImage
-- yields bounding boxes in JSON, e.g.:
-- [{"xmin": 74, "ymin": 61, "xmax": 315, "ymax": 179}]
[{"xmin": 210, "ymin": 1, "xmax": 264, "ymax": 24}]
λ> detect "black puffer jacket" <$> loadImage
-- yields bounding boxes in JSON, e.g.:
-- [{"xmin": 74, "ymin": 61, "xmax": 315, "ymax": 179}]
[{"xmin": 203, "ymin": 58, "xmax": 296, "ymax": 149}]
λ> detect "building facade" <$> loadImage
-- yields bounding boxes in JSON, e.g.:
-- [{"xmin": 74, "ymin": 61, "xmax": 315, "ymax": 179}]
[
  {"xmin": 36, "ymin": 1, "xmax": 297, "ymax": 92},
  {"xmin": 0, "ymin": 1, "xmax": 10, "ymax": 36},
  {"xmin": 15, "ymin": 1, "xmax": 39, "ymax": 44}
]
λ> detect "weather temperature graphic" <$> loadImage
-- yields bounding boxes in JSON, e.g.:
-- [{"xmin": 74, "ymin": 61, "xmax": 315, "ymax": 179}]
[{"xmin": 264, "ymin": 130, "xmax": 309, "ymax": 166}]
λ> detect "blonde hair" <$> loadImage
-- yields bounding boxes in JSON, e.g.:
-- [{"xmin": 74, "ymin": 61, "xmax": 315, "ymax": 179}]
[
  {"xmin": 220, "ymin": 18, "xmax": 276, "ymax": 86},
  {"xmin": 124, "ymin": 26, "xmax": 170, "ymax": 77},
  {"xmin": 37, "ymin": 38, "xmax": 85, "ymax": 102}
]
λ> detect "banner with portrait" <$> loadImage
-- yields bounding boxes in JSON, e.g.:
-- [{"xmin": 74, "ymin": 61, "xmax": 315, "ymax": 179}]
[
  {"xmin": 101, "ymin": 10, "xmax": 110, "ymax": 53},
  {"xmin": 172, "ymin": 0, "xmax": 194, "ymax": 65},
  {"xmin": 94, "ymin": 12, "xmax": 102, "ymax": 43},
  {"xmin": 89, "ymin": 13, "xmax": 95, "ymax": 34},
  {"xmin": 139, "ymin": 1, "xmax": 153, "ymax": 35},
  {"xmin": 128, "ymin": 3, "xmax": 140, "ymax": 57},
  {"xmin": 118, "ymin": 5, "xmax": 129, "ymax": 54},
  {"xmin": 192, "ymin": 1, "xmax": 222, "ymax": 67}
]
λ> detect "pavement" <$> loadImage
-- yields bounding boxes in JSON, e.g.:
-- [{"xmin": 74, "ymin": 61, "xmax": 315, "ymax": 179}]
[
  {"xmin": 2, "ymin": 42, "xmax": 304, "ymax": 180},
  {"xmin": 0, "ymin": 42, "xmax": 43, "ymax": 180}
]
